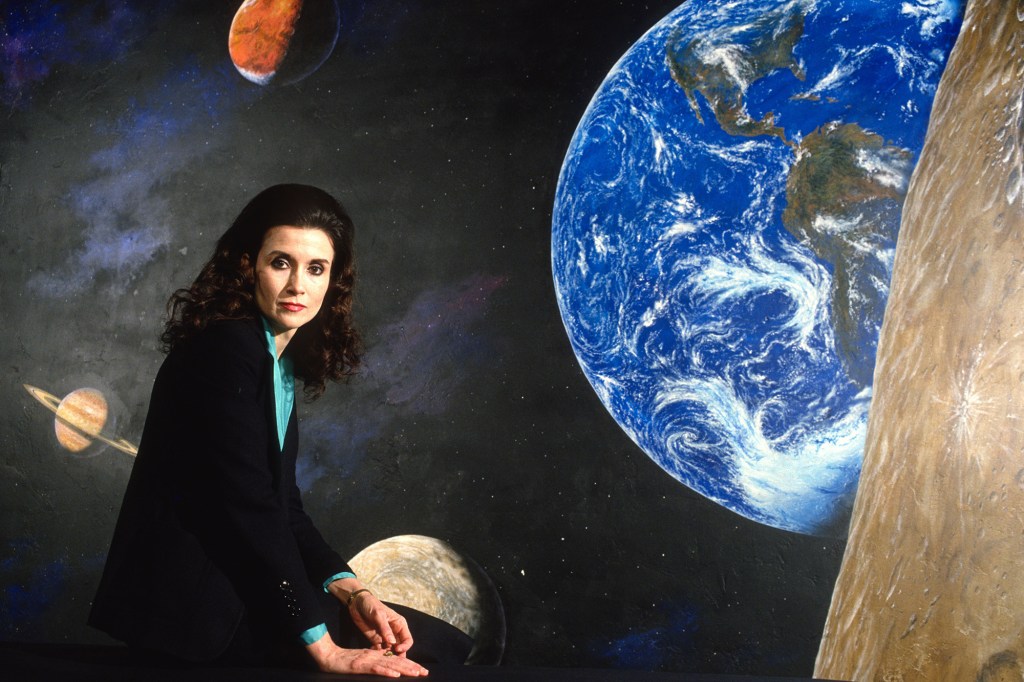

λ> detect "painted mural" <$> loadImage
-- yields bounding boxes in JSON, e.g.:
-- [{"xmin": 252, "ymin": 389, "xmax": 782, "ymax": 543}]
[
  {"xmin": 5, "ymin": 0, "xmax": 1019, "ymax": 678},
  {"xmin": 552, "ymin": 0, "xmax": 963, "ymax": 537}
]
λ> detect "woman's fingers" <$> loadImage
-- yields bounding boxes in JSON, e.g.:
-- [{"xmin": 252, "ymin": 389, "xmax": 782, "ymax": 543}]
[
  {"xmin": 356, "ymin": 650, "xmax": 427, "ymax": 678},
  {"xmin": 387, "ymin": 611, "xmax": 414, "ymax": 653},
  {"xmin": 323, "ymin": 647, "xmax": 429, "ymax": 678},
  {"xmin": 374, "ymin": 611, "xmax": 398, "ymax": 649},
  {"xmin": 353, "ymin": 596, "xmax": 415, "ymax": 652}
]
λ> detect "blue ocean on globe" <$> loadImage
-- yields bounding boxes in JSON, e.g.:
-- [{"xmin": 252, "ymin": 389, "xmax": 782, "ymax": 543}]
[{"xmin": 552, "ymin": 0, "xmax": 964, "ymax": 535}]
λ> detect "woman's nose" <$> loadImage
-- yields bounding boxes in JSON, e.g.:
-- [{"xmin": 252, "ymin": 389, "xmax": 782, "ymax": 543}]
[{"xmin": 287, "ymin": 271, "xmax": 305, "ymax": 293}]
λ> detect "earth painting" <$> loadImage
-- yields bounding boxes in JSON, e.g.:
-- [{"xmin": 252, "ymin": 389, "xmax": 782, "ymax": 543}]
[{"xmin": 552, "ymin": 0, "xmax": 964, "ymax": 535}]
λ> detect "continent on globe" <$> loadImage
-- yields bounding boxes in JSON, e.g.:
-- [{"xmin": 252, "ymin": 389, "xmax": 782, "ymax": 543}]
[
  {"xmin": 783, "ymin": 122, "xmax": 913, "ymax": 388},
  {"xmin": 666, "ymin": 4, "xmax": 807, "ymax": 144}
]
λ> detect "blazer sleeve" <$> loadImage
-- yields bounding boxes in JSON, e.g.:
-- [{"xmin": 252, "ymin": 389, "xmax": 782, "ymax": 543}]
[
  {"xmin": 282, "ymin": 409, "xmax": 354, "ymax": 587},
  {"xmin": 288, "ymin": 478, "xmax": 354, "ymax": 588},
  {"xmin": 181, "ymin": 324, "xmax": 327, "ymax": 641}
]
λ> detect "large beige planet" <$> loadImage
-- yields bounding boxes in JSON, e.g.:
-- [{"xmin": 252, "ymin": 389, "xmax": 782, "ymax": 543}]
[{"xmin": 349, "ymin": 535, "xmax": 505, "ymax": 664}]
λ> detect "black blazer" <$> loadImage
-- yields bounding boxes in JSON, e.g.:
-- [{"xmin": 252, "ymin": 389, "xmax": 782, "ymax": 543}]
[{"xmin": 89, "ymin": 318, "xmax": 351, "ymax": 661}]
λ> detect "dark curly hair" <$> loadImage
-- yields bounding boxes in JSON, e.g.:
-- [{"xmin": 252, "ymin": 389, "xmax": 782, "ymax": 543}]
[{"xmin": 162, "ymin": 184, "xmax": 362, "ymax": 399}]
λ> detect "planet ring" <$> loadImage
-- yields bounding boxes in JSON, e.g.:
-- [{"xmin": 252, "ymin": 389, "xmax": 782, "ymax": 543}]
[{"xmin": 23, "ymin": 384, "xmax": 138, "ymax": 456}]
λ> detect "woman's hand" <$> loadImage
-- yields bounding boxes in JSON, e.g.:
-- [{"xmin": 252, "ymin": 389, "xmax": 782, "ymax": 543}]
[
  {"xmin": 348, "ymin": 592, "xmax": 415, "ymax": 655},
  {"xmin": 306, "ymin": 634, "xmax": 428, "ymax": 678},
  {"xmin": 328, "ymin": 579, "xmax": 415, "ymax": 655}
]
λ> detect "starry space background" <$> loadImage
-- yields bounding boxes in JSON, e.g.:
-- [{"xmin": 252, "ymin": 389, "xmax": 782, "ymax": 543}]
[{"xmin": 0, "ymin": 0, "xmax": 847, "ymax": 675}]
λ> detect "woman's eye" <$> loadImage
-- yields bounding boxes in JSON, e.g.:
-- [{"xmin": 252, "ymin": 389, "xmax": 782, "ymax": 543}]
[
  {"xmin": 309, "ymin": 264, "xmax": 325, "ymax": 276},
  {"xmin": 271, "ymin": 258, "xmax": 289, "ymax": 269}
]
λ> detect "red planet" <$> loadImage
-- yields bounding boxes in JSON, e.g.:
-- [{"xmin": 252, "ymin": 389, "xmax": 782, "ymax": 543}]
[{"xmin": 229, "ymin": 0, "xmax": 341, "ymax": 86}]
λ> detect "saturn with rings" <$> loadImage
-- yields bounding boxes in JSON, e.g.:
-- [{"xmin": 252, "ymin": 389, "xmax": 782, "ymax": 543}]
[{"xmin": 23, "ymin": 384, "xmax": 138, "ymax": 457}]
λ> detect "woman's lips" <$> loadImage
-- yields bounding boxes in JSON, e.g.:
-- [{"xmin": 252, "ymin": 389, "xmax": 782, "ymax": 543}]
[{"xmin": 280, "ymin": 302, "xmax": 306, "ymax": 312}]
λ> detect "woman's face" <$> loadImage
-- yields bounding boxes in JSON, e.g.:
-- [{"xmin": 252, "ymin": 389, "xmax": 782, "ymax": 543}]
[{"xmin": 254, "ymin": 225, "xmax": 334, "ymax": 352}]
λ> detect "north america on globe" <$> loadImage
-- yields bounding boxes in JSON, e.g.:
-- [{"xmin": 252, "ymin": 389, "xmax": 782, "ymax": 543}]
[{"xmin": 552, "ymin": 0, "xmax": 963, "ymax": 535}]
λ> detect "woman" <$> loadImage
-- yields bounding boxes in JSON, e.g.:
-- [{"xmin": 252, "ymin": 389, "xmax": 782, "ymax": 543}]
[{"xmin": 89, "ymin": 185, "xmax": 464, "ymax": 676}]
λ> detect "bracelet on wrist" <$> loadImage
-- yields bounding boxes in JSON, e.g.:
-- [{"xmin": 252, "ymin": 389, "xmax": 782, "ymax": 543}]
[{"xmin": 346, "ymin": 588, "xmax": 372, "ymax": 606}]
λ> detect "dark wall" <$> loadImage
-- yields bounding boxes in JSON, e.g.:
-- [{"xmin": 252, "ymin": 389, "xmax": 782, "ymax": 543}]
[{"xmin": 0, "ymin": 1, "xmax": 844, "ymax": 674}]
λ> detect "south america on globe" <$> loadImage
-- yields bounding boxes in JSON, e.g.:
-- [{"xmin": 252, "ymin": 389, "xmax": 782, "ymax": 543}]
[{"xmin": 552, "ymin": 0, "xmax": 964, "ymax": 535}]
